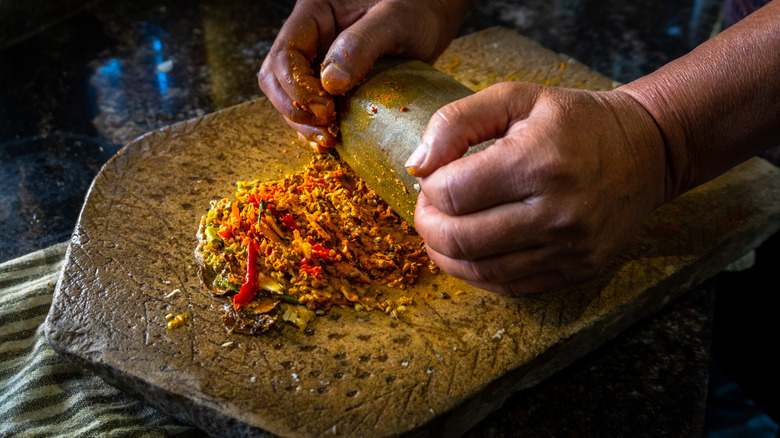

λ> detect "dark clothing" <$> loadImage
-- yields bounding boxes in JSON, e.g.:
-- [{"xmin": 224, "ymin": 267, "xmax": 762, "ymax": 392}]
[
  {"xmin": 725, "ymin": 0, "xmax": 780, "ymax": 165},
  {"xmin": 725, "ymin": 0, "xmax": 772, "ymax": 26},
  {"xmin": 710, "ymin": 1, "xmax": 779, "ymax": 433}
]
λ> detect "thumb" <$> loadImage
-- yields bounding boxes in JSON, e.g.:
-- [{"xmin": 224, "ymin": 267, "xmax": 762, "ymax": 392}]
[{"xmin": 404, "ymin": 82, "xmax": 543, "ymax": 178}]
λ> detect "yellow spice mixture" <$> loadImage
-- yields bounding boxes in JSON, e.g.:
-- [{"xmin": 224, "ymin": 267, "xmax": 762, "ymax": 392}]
[{"xmin": 195, "ymin": 153, "xmax": 436, "ymax": 334}]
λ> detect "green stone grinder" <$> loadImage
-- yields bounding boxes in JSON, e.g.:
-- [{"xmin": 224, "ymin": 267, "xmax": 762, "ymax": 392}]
[{"xmin": 336, "ymin": 58, "xmax": 478, "ymax": 226}]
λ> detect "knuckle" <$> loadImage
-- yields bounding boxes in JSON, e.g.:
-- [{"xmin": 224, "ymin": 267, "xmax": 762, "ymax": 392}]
[
  {"xmin": 560, "ymin": 246, "xmax": 606, "ymax": 284},
  {"xmin": 545, "ymin": 200, "xmax": 596, "ymax": 239},
  {"xmin": 531, "ymin": 150, "xmax": 567, "ymax": 188},
  {"xmin": 428, "ymin": 222, "xmax": 469, "ymax": 260},
  {"xmin": 492, "ymin": 81, "xmax": 541, "ymax": 103},
  {"xmin": 432, "ymin": 103, "xmax": 466, "ymax": 128},
  {"xmin": 256, "ymin": 62, "xmax": 273, "ymax": 88},
  {"xmin": 333, "ymin": 28, "xmax": 368, "ymax": 55},
  {"xmin": 463, "ymin": 260, "xmax": 499, "ymax": 284},
  {"xmin": 420, "ymin": 168, "xmax": 467, "ymax": 216},
  {"xmin": 385, "ymin": 1, "xmax": 432, "ymax": 33},
  {"xmin": 383, "ymin": 0, "xmax": 412, "ymax": 16},
  {"xmin": 430, "ymin": 175, "xmax": 462, "ymax": 215},
  {"xmin": 493, "ymin": 81, "xmax": 523, "ymax": 94}
]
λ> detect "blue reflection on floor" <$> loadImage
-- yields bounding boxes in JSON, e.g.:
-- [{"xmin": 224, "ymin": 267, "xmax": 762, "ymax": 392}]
[{"xmin": 705, "ymin": 358, "xmax": 779, "ymax": 438}]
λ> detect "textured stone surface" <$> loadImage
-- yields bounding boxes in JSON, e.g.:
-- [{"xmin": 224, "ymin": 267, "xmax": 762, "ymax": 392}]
[{"xmin": 45, "ymin": 28, "xmax": 780, "ymax": 437}]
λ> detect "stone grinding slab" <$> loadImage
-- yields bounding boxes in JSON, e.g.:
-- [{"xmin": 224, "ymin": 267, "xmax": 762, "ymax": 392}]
[{"xmin": 44, "ymin": 27, "xmax": 780, "ymax": 437}]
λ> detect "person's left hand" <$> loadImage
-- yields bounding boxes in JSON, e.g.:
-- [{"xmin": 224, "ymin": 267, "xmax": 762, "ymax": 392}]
[{"xmin": 406, "ymin": 82, "xmax": 670, "ymax": 295}]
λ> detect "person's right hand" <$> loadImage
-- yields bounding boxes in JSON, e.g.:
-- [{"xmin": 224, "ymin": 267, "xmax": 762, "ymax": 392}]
[
  {"xmin": 407, "ymin": 82, "xmax": 669, "ymax": 295},
  {"xmin": 257, "ymin": 0, "xmax": 471, "ymax": 152}
]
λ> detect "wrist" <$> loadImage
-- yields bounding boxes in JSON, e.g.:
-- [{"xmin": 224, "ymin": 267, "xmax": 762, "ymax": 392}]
[
  {"xmin": 601, "ymin": 89, "xmax": 671, "ymax": 208},
  {"xmin": 616, "ymin": 1, "xmax": 780, "ymax": 199},
  {"xmin": 615, "ymin": 81, "xmax": 693, "ymax": 203}
]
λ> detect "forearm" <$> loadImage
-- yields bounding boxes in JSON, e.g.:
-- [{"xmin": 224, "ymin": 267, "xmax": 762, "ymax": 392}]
[{"xmin": 618, "ymin": 0, "xmax": 780, "ymax": 201}]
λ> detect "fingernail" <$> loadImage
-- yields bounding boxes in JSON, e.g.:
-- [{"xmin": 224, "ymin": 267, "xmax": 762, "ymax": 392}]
[
  {"xmin": 308, "ymin": 102, "xmax": 331, "ymax": 121},
  {"xmin": 309, "ymin": 140, "xmax": 325, "ymax": 153},
  {"xmin": 405, "ymin": 142, "xmax": 429, "ymax": 176},
  {"xmin": 321, "ymin": 63, "xmax": 350, "ymax": 94},
  {"xmin": 316, "ymin": 132, "xmax": 336, "ymax": 149}
]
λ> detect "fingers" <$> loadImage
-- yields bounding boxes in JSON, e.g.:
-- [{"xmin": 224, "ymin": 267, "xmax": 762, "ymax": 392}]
[
  {"xmin": 415, "ymin": 190, "xmax": 558, "ymax": 260},
  {"xmin": 283, "ymin": 117, "xmax": 338, "ymax": 152},
  {"xmin": 407, "ymin": 85, "xmax": 667, "ymax": 295},
  {"xmin": 414, "ymin": 83, "xmax": 554, "ymax": 216},
  {"xmin": 258, "ymin": 1, "xmax": 337, "ymax": 128},
  {"xmin": 422, "ymin": 224, "xmax": 594, "ymax": 296},
  {"xmin": 275, "ymin": 46, "xmax": 335, "ymax": 123},
  {"xmin": 259, "ymin": 0, "xmax": 471, "ymax": 152},
  {"xmin": 259, "ymin": 59, "xmax": 332, "ymax": 126},
  {"xmin": 405, "ymin": 82, "xmax": 543, "ymax": 178},
  {"xmin": 278, "ymin": 21, "xmax": 335, "ymax": 123},
  {"xmin": 321, "ymin": 0, "xmax": 458, "ymax": 95},
  {"xmin": 417, "ymin": 193, "xmax": 599, "ymax": 295},
  {"xmin": 259, "ymin": 0, "xmax": 468, "ymax": 152},
  {"xmin": 321, "ymin": 24, "xmax": 383, "ymax": 95}
]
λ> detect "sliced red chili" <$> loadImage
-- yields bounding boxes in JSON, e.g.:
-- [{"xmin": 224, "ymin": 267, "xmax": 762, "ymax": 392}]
[
  {"xmin": 298, "ymin": 258, "xmax": 324, "ymax": 279},
  {"xmin": 281, "ymin": 213, "xmax": 299, "ymax": 231},
  {"xmin": 262, "ymin": 187, "xmax": 280, "ymax": 202},
  {"xmin": 234, "ymin": 240, "xmax": 259, "ymax": 310},
  {"xmin": 311, "ymin": 243, "xmax": 342, "ymax": 263}
]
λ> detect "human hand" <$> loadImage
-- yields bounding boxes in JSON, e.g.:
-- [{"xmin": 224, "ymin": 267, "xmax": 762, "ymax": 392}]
[
  {"xmin": 257, "ymin": 0, "xmax": 470, "ymax": 152},
  {"xmin": 406, "ymin": 82, "xmax": 670, "ymax": 295}
]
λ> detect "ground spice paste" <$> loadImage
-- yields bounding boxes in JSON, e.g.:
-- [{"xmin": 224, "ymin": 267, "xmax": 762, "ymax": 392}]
[{"xmin": 195, "ymin": 153, "xmax": 436, "ymax": 334}]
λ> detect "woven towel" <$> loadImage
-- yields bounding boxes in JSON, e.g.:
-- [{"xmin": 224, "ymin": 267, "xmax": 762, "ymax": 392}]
[{"xmin": 0, "ymin": 243, "xmax": 203, "ymax": 437}]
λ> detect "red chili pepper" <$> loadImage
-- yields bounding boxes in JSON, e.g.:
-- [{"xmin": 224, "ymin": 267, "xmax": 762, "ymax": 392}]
[
  {"xmin": 218, "ymin": 229, "xmax": 232, "ymax": 239},
  {"xmin": 281, "ymin": 213, "xmax": 299, "ymax": 231},
  {"xmin": 298, "ymin": 258, "xmax": 324, "ymax": 279},
  {"xmin": 234, "ymin": 240, "xmax": 259, "ymax": 310},
  {"xmin": 311, "ymin": 244, "xmax": 327, "ymax": 258},
  {"xmin": 263, "ymin": 187, "xmax": 279, "ymax": 202},
  {"xmin": 248, "ymin": 194, "xmax": 263, "ymax": 208},
  {"xmin": 311, "ymin": 243, "xmax": 341, "ymax": 263}
]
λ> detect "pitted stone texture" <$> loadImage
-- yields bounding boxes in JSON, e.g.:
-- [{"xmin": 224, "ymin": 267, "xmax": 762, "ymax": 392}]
[{"xmin": 45, "ymin": 28, "xmax": 780, "ymax": 437}]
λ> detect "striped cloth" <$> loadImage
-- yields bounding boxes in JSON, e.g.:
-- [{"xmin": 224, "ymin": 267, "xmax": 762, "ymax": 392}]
[{"xmin": 0, "ymin": 243, "xmax": 202, "ymax": 437}]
